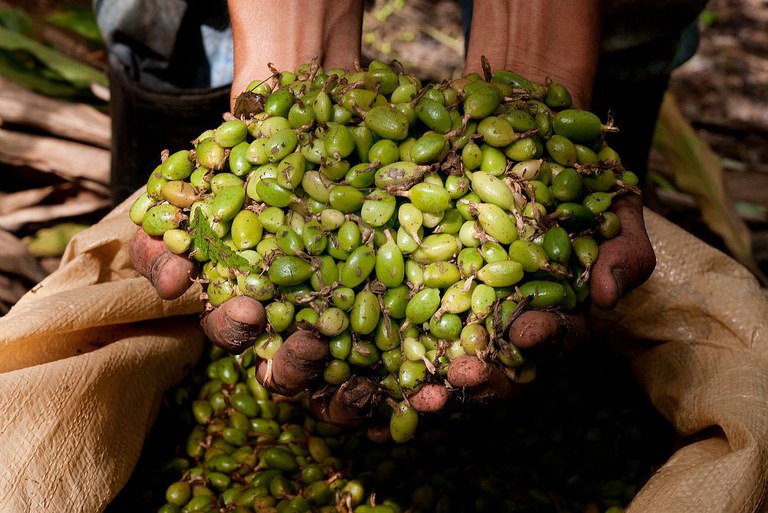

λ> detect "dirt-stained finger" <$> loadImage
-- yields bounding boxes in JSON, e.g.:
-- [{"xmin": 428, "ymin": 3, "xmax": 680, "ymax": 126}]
[
  {"xmin": 463, "ymin": 363, "xmax": 521, "ymax": 403},
  {"xmin": 365, "ymin": 423, "xmax": 391, "ymax": 443},
  {"xmin": 256, "ymin": 329, "xmax": 328, "ymax": 396},
  {"xmin": 203, "ymin": 295, "xmax": 265, "ymax": 354},
  {"xmin": 507, "ymin": 309, "xmax": 589, "ymax": 359},
  {"xmin": 447, "ymin": 355, "xmax": 521, "ymax": 404},
  {"xmin": 446, "ymin": 354, "xmax": 492, "ymax": 389},
  {"xmin": 406, "ymin": 382, "xmax": 450, "ymax": 413},
  {"xmin": 590, "ymin": 194, "xmax": 656, "ymax": 310},
  {"xmin": 129, "ymin": 228, "xmax": 196, "ymax": 300},
  {"xmin": 308, "ymin": 376, "xmax": 382, "ymax": 429}
]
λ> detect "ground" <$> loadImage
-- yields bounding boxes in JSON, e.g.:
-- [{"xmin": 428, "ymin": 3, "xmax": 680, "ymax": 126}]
[{"xmin": 667, "ymin": 0, "xmax": 768, "ymax": 267}]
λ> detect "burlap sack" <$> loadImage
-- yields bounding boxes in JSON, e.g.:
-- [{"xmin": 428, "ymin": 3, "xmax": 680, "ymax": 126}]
[{"xmin": 1, "ymin": 194, "xmax": 766, "ymax": 513}]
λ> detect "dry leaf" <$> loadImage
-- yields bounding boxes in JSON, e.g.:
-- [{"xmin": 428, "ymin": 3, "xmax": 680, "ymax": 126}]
[
  {"xmin": 653, "ymin": 91, "xmax": 767, "ymax": 285},
  {"xmin": 0, "ymin": 191, "xmax": 110, "ymax": 232},
  {"xmin": 0, "ymin": 127, "xmax": 109, "ymax": 185},
  {"xmin": 0, "ymin": 76, "xmax": 110, "ymax": 148}
]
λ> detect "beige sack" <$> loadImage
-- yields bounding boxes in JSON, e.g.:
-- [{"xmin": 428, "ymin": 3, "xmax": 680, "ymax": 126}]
[
  {"xmin": 1, "ymin": 194, "xmax": 766, "ymax": 513},
  {"xmin": 599, "ymin": 214, "xmax": 768, "ymax": 513}
]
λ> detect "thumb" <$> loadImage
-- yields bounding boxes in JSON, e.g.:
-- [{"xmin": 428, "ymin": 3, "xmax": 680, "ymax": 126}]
[
  {"xmin": 256, "ymin": 329, "xmax": 328, "ymax": 396},
  {"xmin": 590, "ymin": 194, "xmax": 655, "ymax": 310}
]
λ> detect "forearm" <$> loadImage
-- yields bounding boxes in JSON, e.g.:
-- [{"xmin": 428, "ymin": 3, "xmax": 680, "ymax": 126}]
[
  {"xmin": 227, "ymin": 0, "xmax": 364, "ymax": 108},
  {"xmin": 464, "ymin": 0, "xmax": 602, "ymax": 108}
]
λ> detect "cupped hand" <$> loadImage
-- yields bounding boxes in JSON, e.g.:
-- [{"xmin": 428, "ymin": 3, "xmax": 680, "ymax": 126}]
[
  {"xmin": 503, "ymin": 195, "xmax": 655, "ymax": 360},
  {"xmin": 129, "ymin": 188, "xmax": 656, "ymax": 441},
  {"xmin": 424, "ymin": 192, "xmax": 655, "ymax": 419},
  {"xmin": 130, "ymin": 228, "xmax": 378, "ymax": 430},
  {"xmin": 130, "ymin": 228, "xmax": 265, "ymax": 353}
]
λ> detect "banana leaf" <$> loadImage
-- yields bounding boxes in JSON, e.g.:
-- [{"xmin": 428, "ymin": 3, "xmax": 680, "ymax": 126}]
[
  {"xmin": 0, "ymin": 7, "xmax": 33, "ymax": 36},
  {"xmin": 0, "ymin": 52, "xmax": 88, "ymax": 99}
]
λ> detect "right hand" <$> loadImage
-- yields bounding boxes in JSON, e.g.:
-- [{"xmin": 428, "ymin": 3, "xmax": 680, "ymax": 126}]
[
  {"xmin": 128, "ymin": 0, "xmax": 371, "ymax": 431},
  {"xmin": 129, "ymin": 228, "xmax": 267, "ymax": 353}
]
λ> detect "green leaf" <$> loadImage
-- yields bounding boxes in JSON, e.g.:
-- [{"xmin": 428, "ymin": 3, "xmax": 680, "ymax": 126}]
[
  {"xmin": 699, "ymin": 10, "xmax": 718, "ymax": 28},
  {"xmin": 653, "ymin": 91, "xmax": 767, "ymax": 285},
  {"xmin": 46, "ymin": 8, "xmax": 104, "ymax": 47},
  {"xmin": 0, "ymin": 51, "xmax": 87, "ymax": 99},
  {"xmin": 0, "ymin": 25, "xmax": 107, "ymax": 88},
  {"xmin": 0, "ymin": 8, "xmax": 35, "ymax": 36},
  {"xmin": 190, "ymin": 207, "xmax": 249, "ymax": 269},
  {"xmin": 734, "ymin": 201, "xmax": 768, "ymax": 222},
  {"xmin": 648, "ymin": 171, "xmax": 677, "ymax": 192}
]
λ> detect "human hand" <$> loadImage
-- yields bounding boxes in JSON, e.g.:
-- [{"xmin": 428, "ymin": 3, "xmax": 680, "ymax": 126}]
[
  {"xmin": 507, "ymin": 192, "xmax": 655, "ymax": 353},
  {"xmin": 125, "ymin": 0, "xmax": 369, "ymax": 423},
  {"xmin": 130, "ymin": 228, "xmax": 266, "ymax": 352},
  {"xmin": 401, "ymin": 194, "xmax": 654, "ymax": 429},
  {"xmin": 130, "ymin": 0, "xmax": 655, "ymax": 440},
  {"xmin": 449, "ymin": 0, "xmax": 653, "ymax": 402},
  {"xmin": 227, "ymin": 0, "xmax": 364, "ymax": 111},
  {"xmin": 303, "ymin": 208, "xmax": 655, "ymax": 439},
  {"xmin": 130, "ymin": 229, "xmax": 390, "ymax": 434},
  {"xmin": 463, "ymin": 0, "xmax": 601, "ymax": 110},
  {"xmin": 129, "ymin": 188, "xmax": 655, "ymax": 442}
]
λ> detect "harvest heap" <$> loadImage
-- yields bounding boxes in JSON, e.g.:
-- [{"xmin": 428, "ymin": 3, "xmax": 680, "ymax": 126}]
[{"xmin": 130, "ymin": 58, "xmax": 637, "ymax": 442}]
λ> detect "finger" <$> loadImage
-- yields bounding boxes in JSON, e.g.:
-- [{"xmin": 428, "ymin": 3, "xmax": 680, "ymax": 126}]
[
  {"xmin": 446, "ymin": 354, "xmax": 491, "ymax": 388},
  {"xmin": 129, "ymin": 228, "xmax": 196, "ymax": 300},
  {"xmin": 462, "ymin": 363, "xmax": 521, "ymax": 403},
  {"xmin": 406, "ymin": 382, "xmax": 450, "ymax": 413},
  {"xmin": 590, "ymin": 194, "xmax": 656, "ymax": 309},
  {"xmin": 446, "ymin": 355, "xmax": 520, "ymax": 403},
  {"xmin": 507, "ymin": 309, "xmax": 589, "ymax": 359},
  {"xmin": 256, "ymin": 329, "xmax": 328, "ymax": 396},
  {"xmin": 203, "ymin": 296, "xmax": 265, "ymax": 354},
  {"xmin": 308, "ymin": 376, "xmax": 382, "ymax": 429}
]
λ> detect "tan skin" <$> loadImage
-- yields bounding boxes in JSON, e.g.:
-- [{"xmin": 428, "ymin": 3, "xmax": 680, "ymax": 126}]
[{"xmin": 129, "ymin": 0, "xmax": 655, "ymax": 437}]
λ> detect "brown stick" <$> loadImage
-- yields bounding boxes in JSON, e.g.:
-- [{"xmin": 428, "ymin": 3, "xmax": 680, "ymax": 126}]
[
  {"xmin": 0, "ymin": 229, "xmax": 48, "ymax": 284},
  {"xmin": 0, "ymin": 128, "xmax": 110, "ymax": 185},
  {"xmin": 0, "ymin": 187, "xmax": 56, "ymax": 216},
  {"xmin": 0, "ymin": 76, "xmax": 110, "ymax": 148},
  {"xmin": 0, "ymin": 191, "xmax": 110, "ymax": 232}
]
